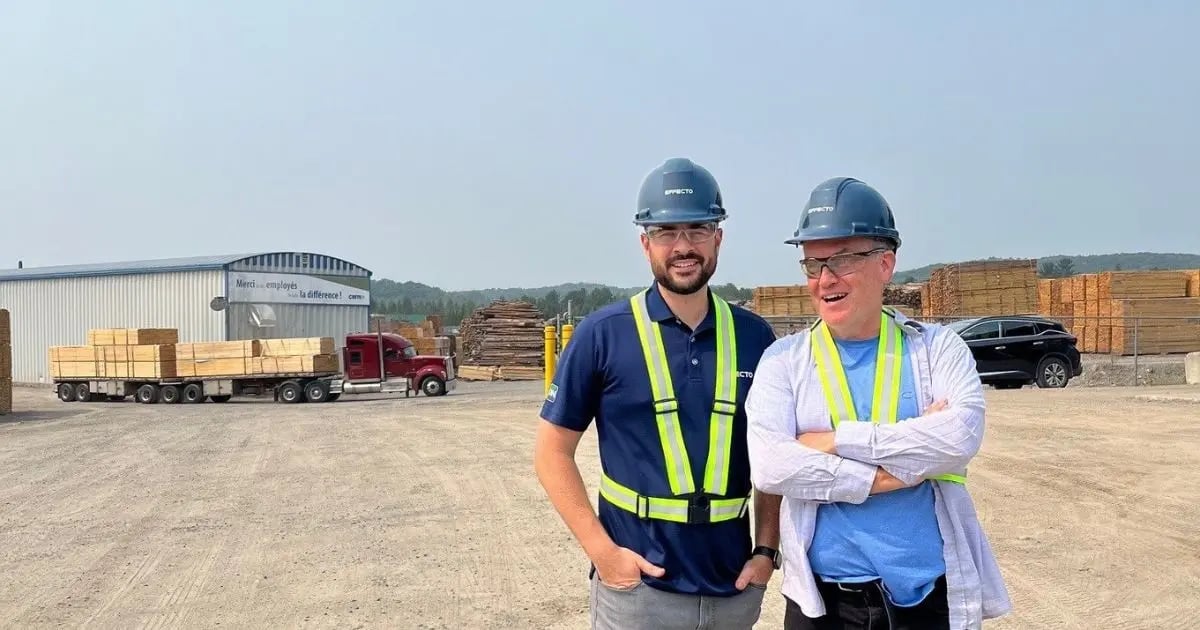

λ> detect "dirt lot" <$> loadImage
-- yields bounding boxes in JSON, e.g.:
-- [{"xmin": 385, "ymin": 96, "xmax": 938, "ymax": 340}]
[{"xmin": 1, "ymin": 381, "xmax": 1198, "ymax": 629}]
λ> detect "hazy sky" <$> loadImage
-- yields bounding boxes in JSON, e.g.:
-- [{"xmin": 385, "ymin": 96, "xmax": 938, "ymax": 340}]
[{"xmin": 2, "ymin": 2, "xmax": 1197, "ymax": 291}]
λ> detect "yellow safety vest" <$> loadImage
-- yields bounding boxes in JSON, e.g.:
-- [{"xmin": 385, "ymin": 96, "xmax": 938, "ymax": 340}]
[
  {"xmin": 597, "ymin": 290, "xmax": 751, "ymax": 524},
  {"xmin": 810, "ymin": 309, "xmax": 967, "ymax": 485}
]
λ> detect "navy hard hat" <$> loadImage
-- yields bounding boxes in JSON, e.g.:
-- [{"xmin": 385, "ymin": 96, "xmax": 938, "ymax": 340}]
[
  {"xmin": 633, "ymin": 157, "xmax": 728, "ymax": 226},
  {"xmin": 784, "ymin": 177, "xmax": 901, "ymax": 249}
]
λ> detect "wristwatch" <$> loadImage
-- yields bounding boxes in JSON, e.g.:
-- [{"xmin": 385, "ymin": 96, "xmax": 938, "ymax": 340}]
[{"xmin": 752, "ymin": 545, "xmax": 782, "ymax": 570}]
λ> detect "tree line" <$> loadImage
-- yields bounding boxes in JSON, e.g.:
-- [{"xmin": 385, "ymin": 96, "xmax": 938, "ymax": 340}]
[{"xmin": 370, "ymin": 282, "xmax": 754, "ymax": 327}]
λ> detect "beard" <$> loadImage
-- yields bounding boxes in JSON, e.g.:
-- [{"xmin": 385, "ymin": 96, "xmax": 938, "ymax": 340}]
[{"xmin": 652, "ymin": 252, "xmax": 717, "ymax": 295}]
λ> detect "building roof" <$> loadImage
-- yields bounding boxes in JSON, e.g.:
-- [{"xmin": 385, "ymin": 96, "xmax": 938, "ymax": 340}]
[{"xmin": 0, "ymin": 252, "xmax": 371, "ymax": 281}]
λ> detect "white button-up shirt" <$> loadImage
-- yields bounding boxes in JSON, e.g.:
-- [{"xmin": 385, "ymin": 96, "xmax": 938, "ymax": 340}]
[{"xmin": 746, "ymin": 311, "xmax": 1012, "ymax": 629}]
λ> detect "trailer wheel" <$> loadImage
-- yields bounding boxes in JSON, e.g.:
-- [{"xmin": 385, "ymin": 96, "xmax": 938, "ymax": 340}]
[
  {"xmin": 74, "ymin": 382, "xmax": 92, "ymax": 402},
  {"xmin": 137, "ymin": 384, "xmax": 159, "ymax": 404},
  {"xmin": 58, "ymin": 383, "xmax": 76, "ymax": 402},
  {"xmin": 277, "ymin": 381, "xmax": 303, "ymax": 404},
  {"xmin": 158, "ymin": 385, "xmax": 181, "ymax": 404},
  {"xmin": 181, "ymin": 383, "xmax": 204, "ymax": 404},
  {"xmin": 209, "ymin": 395, "xmax": 232, "ymax": 403},
  {"xmin": 303, "ymin": 380, "xmax": 330, "ymax": 403}
]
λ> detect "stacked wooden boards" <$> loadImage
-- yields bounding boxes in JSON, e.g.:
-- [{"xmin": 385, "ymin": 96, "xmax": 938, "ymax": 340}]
[
  {"xmin": 1036, "ymin": 270, "xmax": 1200, "ymax": 355},
  {"xmin": 48, "ymin": 329, "xmax": 340, "ymax": 379},
  {"xmin": 386, "ymin": 317, "xmax": 454, "ymax": 361},
  {"xmin": 923, "ymin": 260, "xmax": 1038, "ymax": 317},
  {"xmin": 751, "ymin": 285, "xmax": 816, "ymax": 316},
  {"xmin": 752, "ymin": 285, "xmax": 920, "ymax": 318},
  {"xmin": 1, "ymin": 309, "xmax": 11, "ymax": 415},
  {"xmin": 457, "ymin": 300, "xmax": 544, "ymax": 380}
]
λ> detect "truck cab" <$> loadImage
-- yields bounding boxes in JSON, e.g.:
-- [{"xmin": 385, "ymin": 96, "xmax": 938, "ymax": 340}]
[{"xmin": 342, "ymin": 332, "xmax": 456, "ymax": 396}]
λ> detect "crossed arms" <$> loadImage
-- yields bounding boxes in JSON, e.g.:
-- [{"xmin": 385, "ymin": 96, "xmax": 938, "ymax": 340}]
[{"xmin": 746, "ymin": 328, "xmax": 986, "ymax": 504}]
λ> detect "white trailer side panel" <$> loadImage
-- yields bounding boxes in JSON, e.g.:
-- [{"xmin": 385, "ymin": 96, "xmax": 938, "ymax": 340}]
[{"xmin": 0, "ymin": 270, "xmax": 225, "ymax": 384}]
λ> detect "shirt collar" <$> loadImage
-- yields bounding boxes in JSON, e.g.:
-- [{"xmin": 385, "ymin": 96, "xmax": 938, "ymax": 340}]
[{"xmin": 644, "ymin": 281, "xmax": 717, "ymax": 334}]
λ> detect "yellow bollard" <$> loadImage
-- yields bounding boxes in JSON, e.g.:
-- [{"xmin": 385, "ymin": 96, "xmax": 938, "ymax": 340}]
[
  {"xmin": 544, "ymin": 325, "xmax": 557, "ymax": 395},
  {"xmin": 561, "ymin": 324, "xmax": 574, "ymax": 351}
]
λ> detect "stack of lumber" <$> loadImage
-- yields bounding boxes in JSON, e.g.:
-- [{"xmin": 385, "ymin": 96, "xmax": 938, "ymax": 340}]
[
  {"xmin": 925, "ymin": 259, "xmax": 1038, "ymax": 316},
  {"xmin": 48, "ymin": 328, "xmax": 340, "ymax": 379},
  {"xmin": 173, "ymin": 337, "xmax": 339, "ymax": 377},
  {"xmin": 458, "ymin": 300, "xmax": 544, "ymax": 380},
  {"xmin": 1057, "ymin": 270, "xmax": 1199, "ymax": 355},
  {"xmin": 384, "ymin": 316, "xmax": 453, "ymax": 360},
  {"xmin": 883, "ymin": 284, "xmax": 923, "ymax": 312},
  {"xmin": 1188, "ymin": 270, "xmax": 1200, "ymax": 298},
  {"xmin": 1, "ymin": 309, "xmax": 11, "ymax": 415},
  {"xmin": 1036, "ymin": 278, "xmax": 1076, "ymax": 328},
  {"xmin": 751, "ymin": 285, "xmax": 816, "ymax": 316},
  {"xmin": 50, "ymin": 328, "xmax": 181, "ymax": 379}
]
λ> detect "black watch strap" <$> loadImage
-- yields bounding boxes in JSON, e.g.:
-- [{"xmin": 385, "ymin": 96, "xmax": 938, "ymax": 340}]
[{"xmin": 752, "ymin": 545, "xmax": 781, "ymax": 570}]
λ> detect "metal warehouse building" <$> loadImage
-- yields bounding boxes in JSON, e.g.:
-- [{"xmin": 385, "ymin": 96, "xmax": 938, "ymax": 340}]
[{"xmin": 0, "ymin": 252, "xmax": 371, "ymax": 384}]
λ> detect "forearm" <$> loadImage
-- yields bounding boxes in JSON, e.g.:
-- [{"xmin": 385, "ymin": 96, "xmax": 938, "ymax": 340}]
[
  {"xmin": 834, "ymin": 406, "xmax": 983, "ymax": 480},
  {"xmin": 749, "ymin": 427, "xmax": 877, "ymax": 504},
  {"xmin": 752, "ymin": 490, "xmax": 781, "ymax": 549},
  {"xmin": 534, "ymin": 449, "xmax": 615, "ymax": 560}
]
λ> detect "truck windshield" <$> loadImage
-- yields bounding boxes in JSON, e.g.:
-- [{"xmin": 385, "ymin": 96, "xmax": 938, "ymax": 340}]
[{"xmin": 403, "ymin": 346, "xmax": 417, "ymax": 358}]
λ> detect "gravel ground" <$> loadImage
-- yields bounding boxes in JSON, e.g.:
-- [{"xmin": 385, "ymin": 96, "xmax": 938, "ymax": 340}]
[{"xmin": 1, "ymin": 380, "xmax": 1198, "ymax": 628}]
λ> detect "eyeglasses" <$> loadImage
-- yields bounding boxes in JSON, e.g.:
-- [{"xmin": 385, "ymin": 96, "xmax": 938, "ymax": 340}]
[
  {"xmin": 645, "ymin": 224, "xmax": 718, "ymax": 245},
  {"xmin": 799, "ymin": 247, "xmax": 889, "ymax": 279}
]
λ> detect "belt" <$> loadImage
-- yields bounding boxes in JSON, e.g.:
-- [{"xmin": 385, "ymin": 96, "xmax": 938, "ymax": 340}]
[{"xmin": 599, "ymin": 472, "xmax": 750, "ymax": 524}]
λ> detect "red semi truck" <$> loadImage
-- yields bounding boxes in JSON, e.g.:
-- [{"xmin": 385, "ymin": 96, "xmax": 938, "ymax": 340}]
[{"xmin": 53, "ymin": 331, "xmax": 456, "ymax": 404}]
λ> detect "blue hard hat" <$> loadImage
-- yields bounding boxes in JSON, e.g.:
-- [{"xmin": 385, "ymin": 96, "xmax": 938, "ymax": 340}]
[
  {"xmin": 633, "ymin": 158, "xmax": 727, "ymax": 226},
  {"xmin": 785, "ymin": 177, "xmax": 901, "ymax": 249}
]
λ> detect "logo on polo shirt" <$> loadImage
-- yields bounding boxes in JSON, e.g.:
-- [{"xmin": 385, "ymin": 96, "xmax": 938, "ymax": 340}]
[{"xmin": 546, "ymin": 384, "xmax": 558, "ymax": 403}]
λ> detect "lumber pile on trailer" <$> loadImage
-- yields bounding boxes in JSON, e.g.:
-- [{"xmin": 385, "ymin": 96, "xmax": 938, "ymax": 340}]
[
  {"xmin": 1, "ymin": 309, "xmax": 11, "ymax": 415},
  {"xmin": 925, "ymin": 259, "xmax": 1038, "ymax": 317},
  {"xmin": 384, "ymin": 316, "xmax": 455, "ymax": 363},
  {"xmin": 457, "ymin": 300, "xmax": 544, "ymax": 380},
  {"xmin": 48, "ymin": 328, "xmax": 340, "ymax": 379}
]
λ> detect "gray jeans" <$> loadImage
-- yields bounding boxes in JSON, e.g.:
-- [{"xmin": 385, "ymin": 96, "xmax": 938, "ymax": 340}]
[{"xmin": 589, "ymin": 573, "xmax": 767, "ymax": 630}]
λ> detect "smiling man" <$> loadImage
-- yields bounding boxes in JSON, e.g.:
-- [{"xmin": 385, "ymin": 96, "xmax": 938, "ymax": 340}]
[
  {"xmin": 745, "ymin": 177, "xmax": 1011, "ymax": 629},
  {"xmin": 534, "ymin": 158, "xmax": 782, "ymax": 629}
]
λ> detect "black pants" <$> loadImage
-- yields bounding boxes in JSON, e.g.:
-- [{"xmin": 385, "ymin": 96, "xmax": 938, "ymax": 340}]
[{"xmin": 784, "ymin": 575, "xmax": 950, "ymax": 630}]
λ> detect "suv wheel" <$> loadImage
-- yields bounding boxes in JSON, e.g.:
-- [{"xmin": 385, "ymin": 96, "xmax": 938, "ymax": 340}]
[{"xmin": 1036, "ymin": 357, "xmax": 1070, "ymax": 388}]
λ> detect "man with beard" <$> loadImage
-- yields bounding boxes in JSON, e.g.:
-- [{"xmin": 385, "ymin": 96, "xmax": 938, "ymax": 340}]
[
  {"xmin": 745, "ymin": 177, "xmax": 1011, "ymax": 629},
  {"xmin": 534, "ymin": 157, "xmax": 783, "ymax": 629}
]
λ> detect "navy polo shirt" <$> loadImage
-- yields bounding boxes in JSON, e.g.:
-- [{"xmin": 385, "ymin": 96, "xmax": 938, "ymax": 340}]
[{"xmin": 540, "ymin": 283, "xmax": 777, "ymax": 597}]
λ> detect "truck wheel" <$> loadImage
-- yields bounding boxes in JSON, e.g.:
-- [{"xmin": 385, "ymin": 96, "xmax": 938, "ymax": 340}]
[
  {"xmin": 74, "ymin": 382, "xmax": 92, "ymax": 402},
  {"xmin": 159, "ymin": 385, "xmax": 181, "ymax": 404},
  {"xmin": 58, "ymin": 383, "xmax": 76, "ymax": 402},
  {"xmin": 277, "ymin": 381, "xmax": 303, "ymax": 403},
  {"xmin": 304, "ymin": 380, "xmax": 330, "ymax": 403},
  {"xmin": 420, "ymin": 376, "xmax": 446, "ymax": 396},
  {"xmin": 181, "ymin": 383, "xmax": 204, "ymax": 404},
  {"xmin": 209, "ymin": 395, "xmax": 232, "ymax": 403},
  {"xmin": 137, "ymin": 384, "xmax": 159, "ymax": 404}
]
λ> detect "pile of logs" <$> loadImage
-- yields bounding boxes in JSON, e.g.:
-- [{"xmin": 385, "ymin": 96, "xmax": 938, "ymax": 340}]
[{"xmin": 457, "ymin": 300, "xmax": 545, "ymax": 380}]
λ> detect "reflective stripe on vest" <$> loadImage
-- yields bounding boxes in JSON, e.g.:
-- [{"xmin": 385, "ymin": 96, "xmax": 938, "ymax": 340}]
[
  {"xmin": 595, "ymin": 290, "xmax": 749, "ymax": 524},
  {"xmin": 811, "ymin": 310, "xmax": 967, "ymax": 485}
]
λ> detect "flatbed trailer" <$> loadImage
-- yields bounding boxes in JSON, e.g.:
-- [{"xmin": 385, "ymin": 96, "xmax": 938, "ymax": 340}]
[{"xmin": 52, "ymin": 371, "xmax": 415, "ymax": 405}]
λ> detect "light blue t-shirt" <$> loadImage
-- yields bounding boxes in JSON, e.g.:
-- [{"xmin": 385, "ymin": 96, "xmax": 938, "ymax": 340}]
[{"xmin": 808, "ymin": 335, "xmax": 946, "ymax": 607}]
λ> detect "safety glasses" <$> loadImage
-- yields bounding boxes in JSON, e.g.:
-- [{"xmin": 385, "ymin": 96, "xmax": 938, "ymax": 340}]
[
  {"xmin": 799, "ymin": 247, "xmax": 889, "ymax": 279},
  {"xmin": 645, "ymin": 223, "xmax": 719, "ymax": 245}
]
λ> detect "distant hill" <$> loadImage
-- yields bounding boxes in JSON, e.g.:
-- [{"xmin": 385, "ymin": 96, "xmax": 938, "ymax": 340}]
[
  {"xmin": 894, "ymin": 252, "xmax": 1200, "ymax": 283},
  {"xmin": 371, "ymin": 251, "xmax": 1199, "ymax": 325}
]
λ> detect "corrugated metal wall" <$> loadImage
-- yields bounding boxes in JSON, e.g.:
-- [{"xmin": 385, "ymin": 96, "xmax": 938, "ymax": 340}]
[{"xmin": 0, "ymin": 270, "xmax": 226, "ymax": 383}]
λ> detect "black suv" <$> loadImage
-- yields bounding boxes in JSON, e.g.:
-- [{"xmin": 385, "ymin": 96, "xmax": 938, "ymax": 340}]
[{"xmin": 945, "ymin": 315, "xmax": 1083, "ymax": 389}]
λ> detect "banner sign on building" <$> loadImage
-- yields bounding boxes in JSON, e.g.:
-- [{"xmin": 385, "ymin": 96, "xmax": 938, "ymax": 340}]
[{"xmin": 227, "ymin": 271, "xmax": 370, "ymax": 306}]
